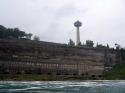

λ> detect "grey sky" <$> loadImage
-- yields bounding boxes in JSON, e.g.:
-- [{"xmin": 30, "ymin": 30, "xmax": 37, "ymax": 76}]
[{"xmin": 0, "ymin": 0, "xmax": 125, "ymax": 47}]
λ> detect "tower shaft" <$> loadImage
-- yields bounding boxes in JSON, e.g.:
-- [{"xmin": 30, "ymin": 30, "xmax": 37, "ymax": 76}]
[
  {"xmin": 74, "ymin": 20, "xmax": 82, "ymax": 46},
  {"xmin": 76, "ymin": 27, "xmax": 80, "ymax": 46}
]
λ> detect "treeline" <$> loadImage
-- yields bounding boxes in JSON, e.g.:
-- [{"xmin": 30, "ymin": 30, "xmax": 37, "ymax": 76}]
[
  {"xmin": 68, "ymin": 39, "xmax": 109, "ymax": 48},
  {"xmin": 0, "ymin": 25, "xmax": 32, "ymax": 39}
]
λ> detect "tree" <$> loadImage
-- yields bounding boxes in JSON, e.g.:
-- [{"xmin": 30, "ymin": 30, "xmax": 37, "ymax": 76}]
[
  {"xmin": 68, "ymin": 39, "xmax": 75, "ymax": 46},
  {"xmin": 0, "ymin": 25, "xmax": 29, "ymax": 39},
  {"xmin": 0, "ymin": 25, "xmax": 6, "ymax": 32},
  {"xmin": 28, "ymin": 33, "xmax": 32, "ymax": 39},
  {"xmin": 26, "ymin": 33, "xmax": 32, "ymax": 39},
  {"xmin": 96, "ymin": 44, "xmax": 107, "ymax": 48},
  {"xmin": 78, "ymin": 41, "xmax": 82, "ymax": 46},
  {"xmin": 13, "ymin": 28, "xmax": 26, "ymax": 38},
  {"xmin": 115, "ymin": 43, "xmax": 121, "ymax": 49},
  {"xmin": 86, "ymin": 40, "xmax": 94, "ymax": 47},
  {"xmin": 107, "ymin": 44, "xmax": 109, "ymax": 48},
  {"xmin": 0, "ymin": 25, "xmax": 8, "ymax": 38},
  {"xmin": 33, "ymin": 35, "xmax": 40, "ymax": 41}
]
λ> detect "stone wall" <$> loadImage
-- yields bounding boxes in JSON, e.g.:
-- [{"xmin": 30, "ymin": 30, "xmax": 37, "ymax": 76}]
[{"xmin": 0, "ymin": 39, "xmax": 117, "ymax": 78}]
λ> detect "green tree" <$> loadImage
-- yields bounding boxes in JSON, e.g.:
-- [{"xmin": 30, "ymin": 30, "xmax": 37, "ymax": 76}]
[
  {"xmin": 13, "ymin": 28, "xmax": 26, "ymax": 38},
  {"xmin": 86, "ymin": 40, "xmax": 94, "ymax": 47},
  {"xmin": 0, "ymin": 25, "xmax": 31, "ymax": 39},
  {"xmin": 0, "ymin": 25, "xmax": 7, "ymax": 38}
]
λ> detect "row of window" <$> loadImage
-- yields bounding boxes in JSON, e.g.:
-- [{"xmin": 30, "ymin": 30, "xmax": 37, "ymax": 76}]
[
  {"xmin": 1, "ymin": 62, "xmax": 79, "ymax": 69},
  {"xmin": 0, "ymin": 62, "xmax": 102, "ymax": 73}
]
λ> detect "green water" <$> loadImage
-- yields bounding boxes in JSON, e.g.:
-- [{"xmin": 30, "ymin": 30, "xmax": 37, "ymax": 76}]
[{"xmin": 0, "ymin": 81, "xmax": 125, "ymax": 93}]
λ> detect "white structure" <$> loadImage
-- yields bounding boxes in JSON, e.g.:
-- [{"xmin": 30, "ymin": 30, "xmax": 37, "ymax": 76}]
[{"xmin": 74, "ymin": 20, "xmax": 82, "ymax": 46}]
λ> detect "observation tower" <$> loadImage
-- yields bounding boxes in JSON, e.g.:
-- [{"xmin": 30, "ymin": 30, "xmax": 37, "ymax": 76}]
[{"xmin": 74, "ymin": 20, "xmax": 82, "ymax": 46}]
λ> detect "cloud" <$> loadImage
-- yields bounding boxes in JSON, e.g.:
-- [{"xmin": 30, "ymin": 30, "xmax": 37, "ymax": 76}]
[
  {"xmin": 0, "ymin": 0, "xmax": 125, "ymax": 47},
  {"xmin": 55, "ymin": 4, "xmax": 87, "ymax": 19}
]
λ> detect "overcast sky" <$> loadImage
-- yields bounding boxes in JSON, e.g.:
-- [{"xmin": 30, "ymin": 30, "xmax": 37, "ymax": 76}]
[{"xmin": 0, "ymin": 0, "xmax": 125, "ymax": 47}]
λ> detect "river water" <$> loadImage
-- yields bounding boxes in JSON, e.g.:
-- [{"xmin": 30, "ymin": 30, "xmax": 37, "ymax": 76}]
[{"xmin": 0, "ymin": 81, "xmax": 125, "ymax": 93}]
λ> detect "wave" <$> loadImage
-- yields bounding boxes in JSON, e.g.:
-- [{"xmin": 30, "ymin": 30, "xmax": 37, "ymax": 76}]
[{"xmin": 0, "ymin": 81, "xmax": 125, "ymax": 93}]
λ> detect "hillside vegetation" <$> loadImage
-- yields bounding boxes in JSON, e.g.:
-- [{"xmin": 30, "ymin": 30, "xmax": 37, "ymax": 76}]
[
  {"xmin": 0, "ymin": 25, "xmax": 32, "ymax": 39},
  {"xmin": 104, "ymin": 64, "xmax": 125, "ymax": 80}
]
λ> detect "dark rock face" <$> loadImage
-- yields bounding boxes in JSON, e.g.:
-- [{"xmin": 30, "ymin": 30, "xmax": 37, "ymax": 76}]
[{"xmin": 0, "ymin": 39, "xmax": 120, "ymax": 79}]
